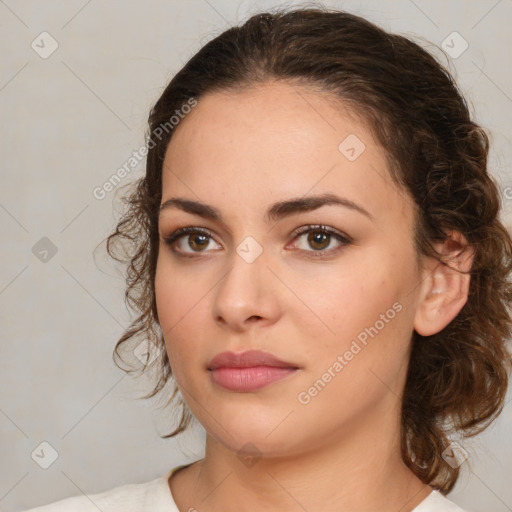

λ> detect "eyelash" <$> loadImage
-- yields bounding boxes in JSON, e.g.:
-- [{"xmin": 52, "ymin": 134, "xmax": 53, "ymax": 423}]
[{"xmin": 162, "ymin": 224, "xmax": 352, "ymax": 259}]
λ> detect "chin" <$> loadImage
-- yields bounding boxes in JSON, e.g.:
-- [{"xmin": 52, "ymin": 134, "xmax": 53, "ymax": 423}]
[{"xmin": 211, "ymin": 428, "xmax": 302, "ymax": 460}]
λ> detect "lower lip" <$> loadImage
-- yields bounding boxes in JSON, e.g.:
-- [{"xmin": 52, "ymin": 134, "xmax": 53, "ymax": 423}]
[{"xmin": 209, "ymin": 366, "xmax": 299, "ymax": 392}]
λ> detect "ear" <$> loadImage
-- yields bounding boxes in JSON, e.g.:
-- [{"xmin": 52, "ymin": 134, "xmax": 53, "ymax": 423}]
[{"xmin": 413, "ymin": 231, "xmax": 475, "ymax": 336}]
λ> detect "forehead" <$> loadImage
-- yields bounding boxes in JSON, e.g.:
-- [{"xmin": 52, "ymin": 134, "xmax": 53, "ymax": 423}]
[
  {"xmin": 165, "ymin": 81, "xmax": 364, "ymax": 167},
  {"xmin": 161, "ymin": 81, "xmax": 411, "ymax": 223}
]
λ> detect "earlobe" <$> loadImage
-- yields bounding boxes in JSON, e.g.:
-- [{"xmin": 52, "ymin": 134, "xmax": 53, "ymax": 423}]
[{"xmin": 413, "ymin": 231, "xmax": 474, "ymax": 336}]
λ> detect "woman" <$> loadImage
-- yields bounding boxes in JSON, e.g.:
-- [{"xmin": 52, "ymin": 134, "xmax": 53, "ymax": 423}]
[{"xmin": 25, "ymin": 6, "xmax": 512, "ymax": 512}]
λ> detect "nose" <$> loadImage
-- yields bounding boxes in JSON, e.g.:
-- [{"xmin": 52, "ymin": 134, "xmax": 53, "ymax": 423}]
[{"xmin": 211, "ymin": 245, "xmax": 282, "ymax": 332}]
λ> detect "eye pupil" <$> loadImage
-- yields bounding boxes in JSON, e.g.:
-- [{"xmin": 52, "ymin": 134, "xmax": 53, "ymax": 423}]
[
  {"xmin": 189, "ymin": 234, "xmax": 209, "ymax": 251},
  {"xmin": 308, "ymin": 231, "xmax": 329, "ymax": 250}
]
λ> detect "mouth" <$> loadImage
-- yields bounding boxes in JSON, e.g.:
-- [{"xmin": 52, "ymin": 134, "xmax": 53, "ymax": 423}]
[{"xmin": 207, "ymin": 350, "xmax": 300, "ymax": 392}]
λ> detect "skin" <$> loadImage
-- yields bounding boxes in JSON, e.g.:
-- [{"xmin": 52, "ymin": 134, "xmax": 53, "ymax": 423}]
[{"xmin": 154, "ymin": 81, "xmax": 473, "ymax": 512}]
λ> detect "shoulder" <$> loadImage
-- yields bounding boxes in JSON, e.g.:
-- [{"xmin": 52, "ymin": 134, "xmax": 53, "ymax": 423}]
[
  {"xmin": 21, "ymin": 475, "xmax": 165, "ymax": 512},
  {"xmin": 413, "ymin": 489, "xmax": 469, "ymax": 512}
]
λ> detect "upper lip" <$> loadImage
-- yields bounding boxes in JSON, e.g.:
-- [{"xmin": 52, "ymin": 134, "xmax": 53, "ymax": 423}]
[{"xmin": 207, "ymin": 350, "xmax": 299, "ymax": 370}]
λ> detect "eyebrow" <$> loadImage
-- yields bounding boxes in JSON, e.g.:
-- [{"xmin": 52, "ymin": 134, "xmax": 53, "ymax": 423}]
[{"xmin": 159, "ymin": 193, "xmax": 374, "ymax": 223}]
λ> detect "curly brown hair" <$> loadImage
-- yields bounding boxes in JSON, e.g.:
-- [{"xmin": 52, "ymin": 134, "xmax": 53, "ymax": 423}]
[{"xmin": 105, "ymin": 6, "xmax": 512, "ymax": 494}]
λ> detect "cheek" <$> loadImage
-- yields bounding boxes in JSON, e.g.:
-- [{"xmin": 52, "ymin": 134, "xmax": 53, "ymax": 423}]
[
  {"xmin": 292, "ymin": 259, "xmax": 396, "ymax": 333},
  {"xmin": 154, "ymin": 263, "xmax": 202, "ymax": 372},
  {"xmin": 155, "ymin": 254, "xmax": 206, "ymax": 326},
  {"xmin": 292, "ymin": 249, "xmax": 416, "ymax": 368}
]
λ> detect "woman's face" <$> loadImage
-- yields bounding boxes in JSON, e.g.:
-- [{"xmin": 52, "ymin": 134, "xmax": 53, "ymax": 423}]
[{"xmin": 155, "ymin": 81, "xmax": 425, "ymax": 457}]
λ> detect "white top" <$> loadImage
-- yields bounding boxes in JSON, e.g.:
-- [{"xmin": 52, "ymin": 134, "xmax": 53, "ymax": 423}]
[{"xmin": 23, "ymin": 463, "xmax": 468, "ymax": 512}]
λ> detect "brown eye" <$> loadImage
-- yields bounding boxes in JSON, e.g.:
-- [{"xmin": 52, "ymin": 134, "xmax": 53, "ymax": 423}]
[
  {"xmin": 188, "ymin": 233, "xmax": 210, "ymax": 251},
  {"xmin": 290, "ymin": 224, "xmax": 351, "ymax": 257},
  {"xmin": 307, "ymin": 230, "xmax": 331, "ymax": 250},
  {"xmin": 163, "ymin": 227, "xmax": 221, "ymax": 256}
]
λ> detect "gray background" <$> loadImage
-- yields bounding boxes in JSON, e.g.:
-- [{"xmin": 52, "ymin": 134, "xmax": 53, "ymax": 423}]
[{"xmin": 1, "ymin": 1, "xmax": 511, "ymax": 511}]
